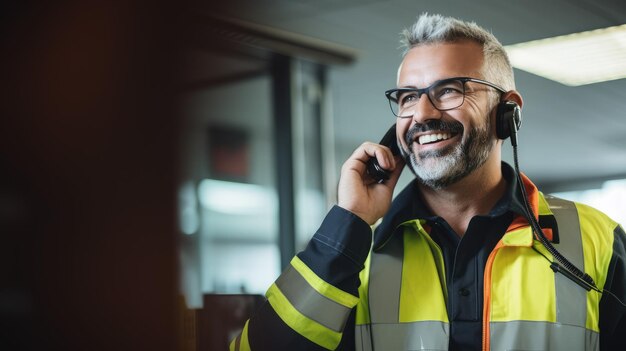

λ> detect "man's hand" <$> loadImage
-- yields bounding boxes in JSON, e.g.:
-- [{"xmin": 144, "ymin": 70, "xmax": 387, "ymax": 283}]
[{"xmin": 337, "ymin": 142, "xmax": 404, "ymax": 225}]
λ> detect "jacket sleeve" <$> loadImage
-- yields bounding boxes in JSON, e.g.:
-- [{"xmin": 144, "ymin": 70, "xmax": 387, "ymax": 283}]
[
  {"xmin": 230, "ymin": 205, "xmax": 372, "ymax": 351},
  {"xmin": 599, "ymin": 224, "xmax": 626, "ymax": 349}
]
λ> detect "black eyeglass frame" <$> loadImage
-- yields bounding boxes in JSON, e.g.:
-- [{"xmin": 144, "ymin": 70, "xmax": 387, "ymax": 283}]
[{"xmin": 384, "ymin": 77, "xmax": 507, "ymax": 118}]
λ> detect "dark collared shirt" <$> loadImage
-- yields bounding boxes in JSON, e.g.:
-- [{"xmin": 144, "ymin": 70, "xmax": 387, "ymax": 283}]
[
  {"xmin": 413, "ymin": 163, "xmax": 527, "ymax": 350},
  {"xmin": 366, "ymin": 162, "xmax": 529, "ymax": 350}
]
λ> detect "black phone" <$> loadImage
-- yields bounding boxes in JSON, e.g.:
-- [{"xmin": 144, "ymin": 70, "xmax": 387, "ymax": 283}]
[{"xmin": 366, "ymin": 124, "xmax": 401, "ymax": 183}]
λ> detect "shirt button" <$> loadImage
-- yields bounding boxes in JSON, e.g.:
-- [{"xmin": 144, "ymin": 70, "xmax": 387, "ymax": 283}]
[{"xmin": 459, "ymin": 288, "xmax": 470, "ymax": 297}]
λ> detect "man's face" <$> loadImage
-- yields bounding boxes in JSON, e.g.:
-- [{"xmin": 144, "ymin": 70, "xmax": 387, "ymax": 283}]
[{"xmin": 395, "ymin": 41, "xmax": 499, "ymax": 189}]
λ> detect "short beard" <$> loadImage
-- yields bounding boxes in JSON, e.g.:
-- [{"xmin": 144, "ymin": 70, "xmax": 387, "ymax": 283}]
[{"xmin": 402, "ymin": 117, "xmax": 494, "ymax": 190}]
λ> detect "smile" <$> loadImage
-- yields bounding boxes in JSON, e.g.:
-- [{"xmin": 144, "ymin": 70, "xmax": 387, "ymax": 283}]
[{"xmin": 418, "ymin": 132, "xmax": 454, "ymax": 145}]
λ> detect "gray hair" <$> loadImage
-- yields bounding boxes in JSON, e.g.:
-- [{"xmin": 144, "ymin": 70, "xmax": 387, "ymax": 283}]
[{"xmin": 400, "ymin": 13, "xmax": 515, "ymax": 91}]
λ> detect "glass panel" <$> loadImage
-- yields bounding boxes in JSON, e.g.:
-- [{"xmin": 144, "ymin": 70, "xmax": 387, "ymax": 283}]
[
  {"xmin": 178, "ymin": 53, "xmax": 333, "ymax": 307},
  {"xmin": 293, "ymin": 61, "xmax": 329, "ymax": 250},
  {"xmin": 178, "ymin": 50, "xmax": 280, "ymax": 306}
]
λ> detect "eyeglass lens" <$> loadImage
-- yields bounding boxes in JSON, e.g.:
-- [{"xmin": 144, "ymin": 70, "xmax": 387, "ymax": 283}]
[{"xmin": 391, "ymin": 79, "xmax": 466, "ymax": 117}]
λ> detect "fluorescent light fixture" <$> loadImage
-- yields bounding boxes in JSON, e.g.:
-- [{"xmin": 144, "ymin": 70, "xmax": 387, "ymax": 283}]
[
  {"xmin": 198, "ymin": 179, "xmax": 277, "ymax": 215},
  {"xmin": 505, "ymin": 24, "xmax": 626, "ymax": 86}
]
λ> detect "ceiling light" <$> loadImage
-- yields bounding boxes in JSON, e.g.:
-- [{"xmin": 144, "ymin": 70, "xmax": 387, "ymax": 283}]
[{"xmin": 504, "ymin": 24, "xmax": 626, "ymax": 86}]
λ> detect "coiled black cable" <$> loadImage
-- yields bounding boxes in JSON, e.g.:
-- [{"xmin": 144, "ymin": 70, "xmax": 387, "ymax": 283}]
[{"xmin": 512, "ymin": 143, "xmax": 598, "ymax": 291}]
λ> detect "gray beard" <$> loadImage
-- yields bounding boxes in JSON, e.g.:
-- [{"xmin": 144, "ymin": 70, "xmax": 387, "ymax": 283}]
[{"xmin": 402, "ymin": 120, "xmax": 494, "ymax": 190}]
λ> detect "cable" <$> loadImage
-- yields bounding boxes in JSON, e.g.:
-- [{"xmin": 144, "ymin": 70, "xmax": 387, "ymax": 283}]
[
  {"xmin": 602, "ymin": 289, "xmax": 626, "ymax": 308},
  {"xmin": 532, "ymin": 242, "xmax": 626, "ymax": 307},
  {"xmin": 512, "ymin": 144, "xmax": 597, "ymax": 291}
]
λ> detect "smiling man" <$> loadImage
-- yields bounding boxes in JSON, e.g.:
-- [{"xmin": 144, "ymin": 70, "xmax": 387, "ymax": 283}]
[
  {"xmin": 230, "ymin": 14, "xmax": 626, "ymax": 351},
  {"xmin": 397, "ymin": 43, "xmax": 502, "ymax": 189}
]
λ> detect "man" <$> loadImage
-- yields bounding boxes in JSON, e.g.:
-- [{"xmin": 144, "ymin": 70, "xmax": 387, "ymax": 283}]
[{"xmin": 230, "ymin": 13, "xmax": 626, "ymax": 350}]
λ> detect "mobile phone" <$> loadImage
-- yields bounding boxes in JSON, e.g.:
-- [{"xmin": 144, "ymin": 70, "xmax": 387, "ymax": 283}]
[{"xmin": 366, "ymin": 124, "xmax": 400, "ymax": 183}]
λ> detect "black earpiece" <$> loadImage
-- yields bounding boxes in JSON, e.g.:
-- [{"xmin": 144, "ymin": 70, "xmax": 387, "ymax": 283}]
[{"xmin": 496, "ymin": 100, "xmax": 522, "ymax": 146}]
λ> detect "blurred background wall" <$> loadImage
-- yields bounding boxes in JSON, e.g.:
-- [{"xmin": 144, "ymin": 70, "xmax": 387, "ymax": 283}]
[{"xmin": 1, "ymin": 1, "xmax": 181, "ymax": 350}]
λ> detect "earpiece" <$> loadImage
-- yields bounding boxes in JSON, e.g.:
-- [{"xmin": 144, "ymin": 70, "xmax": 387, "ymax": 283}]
[{"xmin": 496, "ymin": 100, "xmax": 522, "ymax": 146}]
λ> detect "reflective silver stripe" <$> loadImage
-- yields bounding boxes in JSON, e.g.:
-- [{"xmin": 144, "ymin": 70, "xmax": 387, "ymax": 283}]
[
  {"xmin": 488, "ymin": 196, "xmax": 597, "ymax": 350},
  {"xmin": 275, "ymin": 264, "xmax": 351, "ymax": 332},
  {"xmin": 490, "ymin": 320, "xmax": 599, "ymax": 351},
  {"xmin": 546, "ymin": 196, "xmax": 587, "ymax": 327},
  {"xmin": 361, "ymin": 231, "xmax": 450, "ymax": 350},
  {"xmin": 355, "ymin": 322, "xmax": 449, "ymax": 351},
  {"xmin": 368, "ymin": 231, "xmax": 404, "ymax": 323},
  {"xmin": 354, "ymin": 324, "xmax": 373, "ymax": 351}
]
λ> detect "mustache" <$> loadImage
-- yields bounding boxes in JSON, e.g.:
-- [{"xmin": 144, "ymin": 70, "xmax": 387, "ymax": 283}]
[{"xmin": 405, "ymin": 120, "xmax": 464, "ymax": 145}]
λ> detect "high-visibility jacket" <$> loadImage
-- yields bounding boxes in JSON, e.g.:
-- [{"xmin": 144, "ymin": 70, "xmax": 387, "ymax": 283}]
[
  {"xmin": 230, "ymin": 171, "xmax": 626, "ymax": 350},
  {"xmin": 356, "ymin": 193, "xmax": 610, "ymax": 351}
]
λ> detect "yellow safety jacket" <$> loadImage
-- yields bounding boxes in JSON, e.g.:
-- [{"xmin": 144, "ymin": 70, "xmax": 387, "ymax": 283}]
[
  {"xmin": 356, "ymin": 192, "xmax": 614, "ymax": 350},
  {"xmin": 231, "ymin": 171, "xmax": 624, "ymax": 351}
]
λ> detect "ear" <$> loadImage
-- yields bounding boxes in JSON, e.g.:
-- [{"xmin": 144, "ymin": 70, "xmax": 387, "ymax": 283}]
[
  {"xmin": 501, "ymin": 90, "xmax": 523, "ymax": 108},
  {"xmin": 496, "ymin": 90, "xmax": 524, "ymax": 146}
]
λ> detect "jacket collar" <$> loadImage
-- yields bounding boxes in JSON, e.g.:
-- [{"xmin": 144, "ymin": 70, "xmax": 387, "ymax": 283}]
[{"xmin": 373, "ymin": 162, "xmax": 533, "ymax": 251}]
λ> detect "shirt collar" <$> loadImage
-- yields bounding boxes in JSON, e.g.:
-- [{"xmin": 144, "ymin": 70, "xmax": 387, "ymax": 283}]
[{"xmin": 373, "ymin": 162, "xmax": 529, "ymax": 251}]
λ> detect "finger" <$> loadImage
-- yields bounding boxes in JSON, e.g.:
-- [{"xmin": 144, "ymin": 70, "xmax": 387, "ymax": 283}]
[{"xmin": 350, "ymin": 142, "xmax": 395, "ymax": 170}]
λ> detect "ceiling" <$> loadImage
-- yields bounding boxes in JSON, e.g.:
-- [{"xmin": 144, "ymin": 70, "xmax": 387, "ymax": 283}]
[{"xmin": 204, "ymin": 0, "xmax": 626, "ymax": 192}]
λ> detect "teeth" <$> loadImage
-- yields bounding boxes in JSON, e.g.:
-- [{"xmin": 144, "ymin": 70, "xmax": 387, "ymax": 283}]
[{"xmin": 418, "ymin": 133, "xmax": 451, "ymax": 145}]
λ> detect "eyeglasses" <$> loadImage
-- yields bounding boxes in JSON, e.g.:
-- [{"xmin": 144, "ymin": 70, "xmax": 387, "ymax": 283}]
[{"xmin": 384, "ymin": 77, "xmax": 506, "ymax": 118}]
